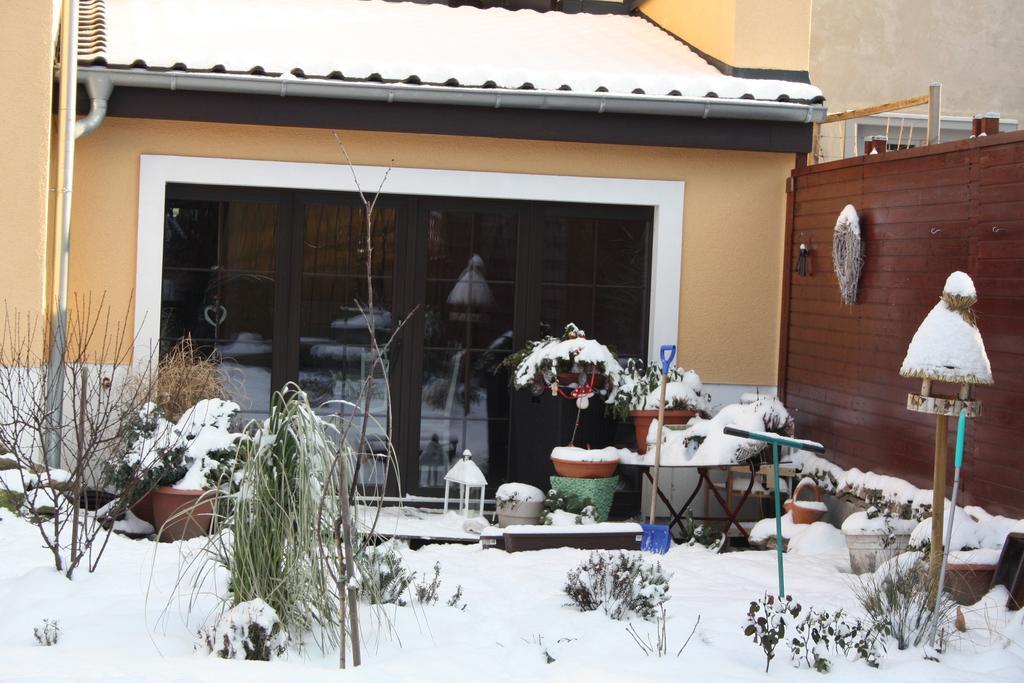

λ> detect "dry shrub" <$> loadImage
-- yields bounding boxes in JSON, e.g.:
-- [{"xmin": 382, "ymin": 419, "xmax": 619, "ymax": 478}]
[{"xmin": 148, "ymin": 337, "xmax": 230, "ymax": 421}]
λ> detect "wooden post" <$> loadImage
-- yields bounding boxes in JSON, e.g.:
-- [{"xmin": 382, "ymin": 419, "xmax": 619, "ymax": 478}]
[
  {"xmin": 927, "ymin": 82, "xmax": 942, "ymax": 145},
  {"xmin": 929, "ymin": 414, "xmax": 949, "ymax": 607}
]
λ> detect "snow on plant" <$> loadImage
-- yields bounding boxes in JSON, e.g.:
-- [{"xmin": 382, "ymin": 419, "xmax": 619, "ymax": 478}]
[
  {"xmin": 788, "ymin": 607, "xmax": 887, "ymax": 672},
  {"xmin": 678, "ymin": 397, "xmax": 794, "ymax": 465},
  {"xmin": 414, "ymin": 562, "xmax": 443, "ymax": 605},
  {"xmin": 103, "ymin": 398, "xmax": 243, "ymax": 495},
  {"xmin": 198, "ymin": 599, "xmax": 289, "ymax": 661},
  {"xmin": 358, "ymin": 542, "xmax": 416, "ymax": 606},
  {"xmin": 495, "ymin": 482, "xmax": 544, "ymax": 511},
  {"xmin": 607, "ymin": 358, "xmax": 711, "ymax": 422},
  {"xmin": 744, "ymin": 593, "xmax": 802, "ymax": 672},
  {"xmin": 503, "ymin": 324, "xmax": 623, "ymax": 395},
  {"xmin": 676, "ymin": 510, "xmax": 724, "ymax": 551},
  {"xmin": 564, "ymin": 551, "xmax": 672, "ymax": 621},
  {"xmin": 33, "ymin": 619, "xmax": 61, "ymax": 646},
  {"xmin": 193, "ymin": 386, "xmax": 340, "ymax": 654},
  {"xmin": 540, "ymin": 489, "xmax": 597, "ymax": 526}
]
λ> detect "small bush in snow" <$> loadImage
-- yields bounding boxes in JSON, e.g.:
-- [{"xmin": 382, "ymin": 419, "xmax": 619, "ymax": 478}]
[
  {"xmin": 358, "ymin": 543, "xmax": 415, "ymax": 606},
  {"xmin": 447, "ymin": 584, "xmax": 466, "ymax": 610},
  {"xmin": 789, "ymin": 608, "xmax": 886, "ymax": 672},
  {"xmin": 540, "ymin": 489, "xmax": 597, "ymax": 526},
  {"xmin": 414, "ymin": 562, "xmax": 443, "ymax": 605},
  {"xmin": 854, "ymin": 553, "xmax": 955, "ymax": 650},
  {"xmin": 564, "ymin": 551, "xmax": 672, "ymax": 621},
  {"xmin": 744, "ymin": 593, "xmax": 801, "ymax": 672},
  {"xmin": 199, "ymin": 599, "xmax": 289, "ymax": 661},
  {"xmin": 677, "ymin": 510, "xmax": 723, "ymax": 550},
  {"xmin": 33, "ymin": 619, "xmax": 60, "ymax": 646}
]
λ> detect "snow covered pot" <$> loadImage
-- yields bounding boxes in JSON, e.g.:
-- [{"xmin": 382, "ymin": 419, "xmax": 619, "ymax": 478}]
[
  {"xmin": 549, "ymin": 446, "xmax": 619, "ymax": 479},
  {"xmin": 840, "ymin": 509, "xmax": 916, "ymax": 574},
  {"xmin": 783, "ymin": 478, "xmax": 826, "ymax": 525},
  {"xmin": 106, "ymin": 399, "xmax": 243, "ymax": 541},
  {"xmin": 494, "ymin": 482, "xmax": 545, "ymax": 527}
]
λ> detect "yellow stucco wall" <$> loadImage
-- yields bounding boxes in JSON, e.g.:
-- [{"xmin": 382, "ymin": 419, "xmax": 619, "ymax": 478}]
[
  {"xmin": 0, "ymin": 0, "xmax": 59, "ymax": 318},
  {"xmin": 68, "ymin": 118, "xmax": 793, "ymax": 385},
  {"xmin": 641, "ymin": 0, "xmax": 811, "ymax": 72}
]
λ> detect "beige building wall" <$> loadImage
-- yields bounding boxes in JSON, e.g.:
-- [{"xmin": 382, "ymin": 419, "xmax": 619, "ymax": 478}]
[
  {"xmin": 811, "ymin": 0, "xmax": 1024, "ymax": 159},
  {"xmin": 641, "ymin": 0, "xmax": 812, "ymax": 72},
  {"xmin": 0, "ymin": 0, "xmax": 59, "ymax": 319},
  {"xmin": 68, "ymin": 118, "xmax": 795, "ymax": 386}
]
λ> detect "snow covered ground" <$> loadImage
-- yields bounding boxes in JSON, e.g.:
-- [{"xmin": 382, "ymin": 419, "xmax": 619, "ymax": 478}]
[{"xmin": 1, "ymin": 507, "xmax": 1023, "ymax": 682}]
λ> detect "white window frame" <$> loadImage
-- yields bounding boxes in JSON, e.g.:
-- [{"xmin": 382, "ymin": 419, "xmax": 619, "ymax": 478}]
[{"xmin": 136, "ymin": 154, "xmax": 684, "ymax": 364}]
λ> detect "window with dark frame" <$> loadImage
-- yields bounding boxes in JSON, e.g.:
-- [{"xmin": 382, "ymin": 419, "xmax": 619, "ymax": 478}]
[{"xmin": 161, "ymin": 185, "xmax": 653, "ymax": 501}]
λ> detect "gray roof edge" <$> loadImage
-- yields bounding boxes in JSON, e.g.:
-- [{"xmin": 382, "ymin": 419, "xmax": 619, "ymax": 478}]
[{"xmin": 78, "ymin": 66, "xmax": 828, "ymax": 124}]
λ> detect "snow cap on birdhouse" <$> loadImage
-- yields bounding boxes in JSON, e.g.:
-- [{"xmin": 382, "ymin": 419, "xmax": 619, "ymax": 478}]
[
  {"xmin": 444, "ymin": 449, "xmax": 488, "ymax": 486},
  {"xmin": 899, "ymin": 271, "xmax": 993, "ymax": 385}
]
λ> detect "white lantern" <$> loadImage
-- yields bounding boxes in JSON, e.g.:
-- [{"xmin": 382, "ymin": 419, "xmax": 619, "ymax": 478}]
[{"xmin": 443, "ymin": 450, "xmax": 488, "ymax": 518}]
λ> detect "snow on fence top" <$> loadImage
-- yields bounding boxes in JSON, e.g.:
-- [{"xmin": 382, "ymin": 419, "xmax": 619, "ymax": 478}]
[
  {"xmin": 899, "ymin": 271, "xmax": 993, "ymax": 385},
  {"xmin": 83, "ymin": 0, "xmax": 823, "ymax": 102}
]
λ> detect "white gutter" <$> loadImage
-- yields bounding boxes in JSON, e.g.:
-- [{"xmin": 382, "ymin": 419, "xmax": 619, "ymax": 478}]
[{"xmin": 78, "ymin": 66, "xmax": 827, "ymax": 124}]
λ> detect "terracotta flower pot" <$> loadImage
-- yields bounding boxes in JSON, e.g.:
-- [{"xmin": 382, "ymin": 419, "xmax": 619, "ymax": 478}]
[
  {"xmin": 784, "ymin": 479, "xmax": 826, "ymax": 525},
  {"xmin": 131, "ymin": 489, "xmax": 156, "ymax": 525},
  {"xmin": 550, "ymin": 455, "xmax": 619, "ymax": 479},
  {"xmin": 944, "ymin": 563, "xmax": 996, "ymax": 605},
  {"xmin": 150, "ymin": 486, "xmax": 215, "ymax": 542},
  {"xmin": 630, "ymin": 409, "xmax": 696, "ymax": 454}
]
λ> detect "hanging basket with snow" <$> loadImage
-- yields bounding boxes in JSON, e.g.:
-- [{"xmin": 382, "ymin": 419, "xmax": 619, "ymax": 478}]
[{"xmin": 832, "ymin": 204, "xmax": 864, "ymax": 305}]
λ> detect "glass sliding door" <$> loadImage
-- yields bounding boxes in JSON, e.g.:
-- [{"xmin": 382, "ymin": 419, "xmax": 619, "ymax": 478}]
[
  {"xmin": 161, "ymin": 186, "xmax": 654, "ymax": 503},
  {"xmin": 297, "ymin": 197, "xmax": 399, "ymax": 487}
]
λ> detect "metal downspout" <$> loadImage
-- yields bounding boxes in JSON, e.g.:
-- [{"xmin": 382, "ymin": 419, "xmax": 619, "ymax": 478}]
[{"xmin": 44, "ymin": 0, "xmax": 80, "ymax": 468}]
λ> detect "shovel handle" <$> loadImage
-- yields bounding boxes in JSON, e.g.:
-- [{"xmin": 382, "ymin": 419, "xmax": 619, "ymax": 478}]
[{"xmin": 659, "ymin": 344, "xmax": 677, "ymax": 376}]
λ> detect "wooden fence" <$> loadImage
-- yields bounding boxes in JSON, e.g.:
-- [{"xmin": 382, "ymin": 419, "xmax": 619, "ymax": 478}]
[{"xmin": 780, "ymin": 131, "xmax": 1024, "ymax": 518}]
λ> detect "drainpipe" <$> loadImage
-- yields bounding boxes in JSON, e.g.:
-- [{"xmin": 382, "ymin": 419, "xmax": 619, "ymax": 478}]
[
  {"xmin": 44, "ymin": 0, "xmax": 80, "ymax": 468},
  {"xmin": 45, "ymin": 4, "xmax": 112, "ymax": 468}
]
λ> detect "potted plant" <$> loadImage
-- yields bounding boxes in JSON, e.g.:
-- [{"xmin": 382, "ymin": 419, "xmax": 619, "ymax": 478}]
[
  {"xmin": 106, "ymin": 399, "xmax": 243, "ymax": 541},
  {"xmin": 494, "ymin": 483, "xmax": 545, "ymax": 527},
  {"xmin": 607, "ymin": 359, "xmax": 710, "ymax": 453}
]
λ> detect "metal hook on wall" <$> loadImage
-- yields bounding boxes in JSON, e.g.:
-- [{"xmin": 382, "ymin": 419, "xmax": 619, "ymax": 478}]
[
  {"xmin": 992, "ymin": 225, "xmax": 1005, "ymax": 234},
  {"xmin": 930, "ymin": 227, "xmax": 942, "ymax": 235}
]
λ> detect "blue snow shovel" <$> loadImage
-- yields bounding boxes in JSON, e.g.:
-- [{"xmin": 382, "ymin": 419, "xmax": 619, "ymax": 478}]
[
  {"xmin": 930, "ymin": 408, "xmax": 968, "ymax": 648},
  {"xmin": 641, "ymin": 344, "xmax": 677, "ymax": 554}
]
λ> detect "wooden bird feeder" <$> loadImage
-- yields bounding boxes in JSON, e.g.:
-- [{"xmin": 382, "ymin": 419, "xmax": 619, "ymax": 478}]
[{"xmin": 899, "ymin": 271, "xmax": 993, "ymax": 605}]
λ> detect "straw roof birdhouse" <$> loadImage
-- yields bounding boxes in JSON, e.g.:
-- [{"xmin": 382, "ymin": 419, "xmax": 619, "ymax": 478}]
[
  {"xmin": 900, "ymin": 271, "xmax": 992, "ymax": 606},
  {"xmin": 900, "ymin": 271, "xmax": 992, "ymax": 417}
]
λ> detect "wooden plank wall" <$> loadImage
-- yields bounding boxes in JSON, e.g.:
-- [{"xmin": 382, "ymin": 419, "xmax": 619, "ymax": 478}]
[{"xmin": 781, "ymin": 131, "xmax": 1024, "ymax": 518}]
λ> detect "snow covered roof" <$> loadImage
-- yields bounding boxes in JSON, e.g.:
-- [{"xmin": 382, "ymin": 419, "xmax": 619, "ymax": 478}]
[
  {"xmin": 899, "ymin": 272, "xmax": 993, "ymax": 385},
  {"xmin": 78, "ymin": 0, "xmax": 823, "ymax": 106}
]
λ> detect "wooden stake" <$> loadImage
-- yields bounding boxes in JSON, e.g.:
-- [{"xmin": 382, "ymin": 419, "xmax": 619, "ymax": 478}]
[{"xmin": 929, "ymin": 414, "xmax": 949, "ymax": 607}]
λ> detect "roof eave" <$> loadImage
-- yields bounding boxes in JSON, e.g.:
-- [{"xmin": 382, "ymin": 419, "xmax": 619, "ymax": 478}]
[{"xmin": 77, "ymin": 66, "xmax": 828, "ymax": 124}]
